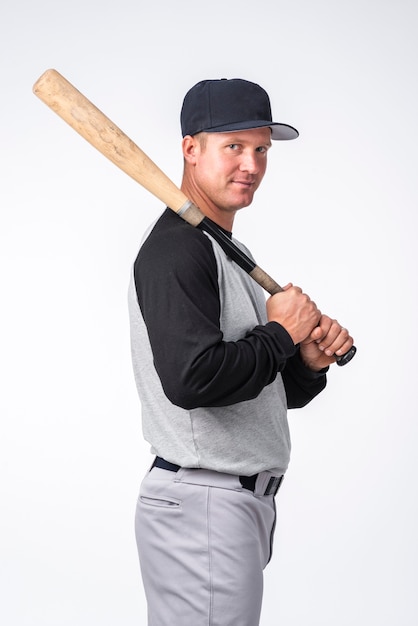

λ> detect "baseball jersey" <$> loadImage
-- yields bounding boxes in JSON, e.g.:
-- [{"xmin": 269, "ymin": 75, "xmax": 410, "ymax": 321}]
[{"xmin": 128, "ymin": 209, "xmax": 327, "ymax": 476}]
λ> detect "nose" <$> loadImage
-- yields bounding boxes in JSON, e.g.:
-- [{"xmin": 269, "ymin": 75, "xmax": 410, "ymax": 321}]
[{"xmin": 239, "ymin": 151, "xmax": 260, "ymax": 174}]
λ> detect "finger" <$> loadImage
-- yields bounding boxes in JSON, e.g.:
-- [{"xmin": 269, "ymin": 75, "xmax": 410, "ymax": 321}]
[
  {"xmin": 335, "ymin": 334, "xmax": 354, "ymax": 357},
  {"xmin": 323, "ymin": 328, "xmax": 352, "ymax": 356},
  {"xmin": 314, "ymin": 315, "xmax": 332, "ymax": 342},
  {"xmin": 317, "ymin": 319, "xmax": 346, "ymax": 352},
  {"xmin": 303, "ymin": 315, "xmax": 332, "ymax": 345},
  {"xmin": 309, "ymin": 326, "xmax": 323, "ymax": 342}
]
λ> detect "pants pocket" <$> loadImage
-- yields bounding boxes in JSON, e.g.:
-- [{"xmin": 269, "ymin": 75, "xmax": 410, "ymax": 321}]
[{"xmin": 139, "ymin": 495, "xmax": 181, "ymax": 508}]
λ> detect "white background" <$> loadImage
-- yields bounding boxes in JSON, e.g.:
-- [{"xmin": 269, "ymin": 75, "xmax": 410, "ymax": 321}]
[{"xmin": 1, "ymin": 1, "xmax": 417, "ymax": 624}]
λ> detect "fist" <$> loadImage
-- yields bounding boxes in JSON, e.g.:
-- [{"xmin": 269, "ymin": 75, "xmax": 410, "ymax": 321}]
[
  {"xmin": 300, "ymin": 315, "xmax": 355, "ymax": 370},
  {"xmin": 266, "ymin": 283, "xmax": 321, "ymax": 345}
]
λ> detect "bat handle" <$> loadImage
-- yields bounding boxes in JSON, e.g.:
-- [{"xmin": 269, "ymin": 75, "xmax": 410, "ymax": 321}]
[{"xmin": 335, "ymin": 345, "xmax": 357, "ymax": 366}]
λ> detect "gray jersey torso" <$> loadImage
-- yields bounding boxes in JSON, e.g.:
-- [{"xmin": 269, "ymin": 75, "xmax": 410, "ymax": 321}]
[{"xmin": 128, "ymin": 231, "xmax": 291, "ymax": 476}]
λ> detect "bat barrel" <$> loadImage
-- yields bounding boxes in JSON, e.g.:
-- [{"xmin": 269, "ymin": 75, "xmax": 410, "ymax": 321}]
[{"xmin": 33, "ymin": 69, "xmax": 188, "ymax": 212}]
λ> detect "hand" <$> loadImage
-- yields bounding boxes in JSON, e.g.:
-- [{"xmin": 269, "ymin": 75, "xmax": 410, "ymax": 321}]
[
  {"xmin": 266, "ymin": 283, "xmax": 321, "ymax": 345},
  {"xmin": 300, "ymin": 315, "xmax": 354, "ymax": 371}
]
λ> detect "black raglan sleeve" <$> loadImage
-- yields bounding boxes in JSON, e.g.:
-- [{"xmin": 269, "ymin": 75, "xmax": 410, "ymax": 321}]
[
  {"xmin": 281, "ymin": 348, "xmax": 328, "ymax": 408},
  {"xmin": 134, "ymin": 210, "xmax": 298, "ymax": 409}
]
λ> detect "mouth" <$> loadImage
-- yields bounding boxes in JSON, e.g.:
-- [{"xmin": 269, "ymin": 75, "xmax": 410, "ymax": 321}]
[{"xmin": 232, "ymin": 179, "xmax": 255, "ymax": 188}]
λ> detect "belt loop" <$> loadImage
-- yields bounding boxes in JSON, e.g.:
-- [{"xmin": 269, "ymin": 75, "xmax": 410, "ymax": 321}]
[
  {"xmin": 254, "ymin": 472, "xmax": 284, "ymax": 496},
  {"xmin": 254, "ymin": 472, "xmax": 272, "ymax": 496}
]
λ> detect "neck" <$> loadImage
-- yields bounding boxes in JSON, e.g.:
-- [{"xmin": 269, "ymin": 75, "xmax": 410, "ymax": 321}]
[{"xmin": 180, "ymin": 177, "xmax": 235, "ymax": 232}]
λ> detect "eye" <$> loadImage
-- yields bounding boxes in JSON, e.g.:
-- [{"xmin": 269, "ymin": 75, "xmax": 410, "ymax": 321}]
[
  {"xmin": 228, "ymin": 143, "xmax": 239, "ymax": 150},
  {"xmin": 256, "ymin": 146, "xmax": 268, "ymax": 153}
]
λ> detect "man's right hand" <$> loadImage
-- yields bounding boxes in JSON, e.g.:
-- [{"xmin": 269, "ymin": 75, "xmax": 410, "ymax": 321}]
[{"xmin": 266, "ymin": 283, "xmax": 321, "ymax": 345}]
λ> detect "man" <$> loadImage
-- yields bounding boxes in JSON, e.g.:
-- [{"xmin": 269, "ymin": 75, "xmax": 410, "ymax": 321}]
[{"xmin": 128, "ymin": 78, "xmax": 354, "ymax": 625}]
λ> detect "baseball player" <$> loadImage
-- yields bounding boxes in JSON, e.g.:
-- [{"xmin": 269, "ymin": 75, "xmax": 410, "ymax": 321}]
[{"xmin": 128, "ymin": 78, "xmax": 354, "ymax": 625}]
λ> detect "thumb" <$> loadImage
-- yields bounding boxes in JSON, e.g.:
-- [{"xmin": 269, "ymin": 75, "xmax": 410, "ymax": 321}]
[{"xmin": 301, "ymin": 325, "xmax": 322, "ymax": 344}]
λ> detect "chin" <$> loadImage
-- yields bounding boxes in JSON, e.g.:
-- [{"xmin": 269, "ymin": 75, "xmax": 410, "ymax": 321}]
[{"xmin": 235, "ymin": 197, "xmax": 254, "ymax": 210}]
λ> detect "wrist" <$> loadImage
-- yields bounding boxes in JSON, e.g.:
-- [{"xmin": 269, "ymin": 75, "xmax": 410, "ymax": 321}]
[{"xmin": 299, "ymin": 345, "xmax": 329, "ymax": 373}]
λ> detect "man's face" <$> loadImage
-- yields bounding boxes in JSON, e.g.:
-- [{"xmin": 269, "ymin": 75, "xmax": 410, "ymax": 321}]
[{"xmin": 188, "ymin": 127, "xmax": 272, "ymax": 216}]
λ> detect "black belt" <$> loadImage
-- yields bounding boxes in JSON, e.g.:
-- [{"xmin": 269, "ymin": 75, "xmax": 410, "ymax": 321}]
[{"xmin": 151, "ymin": 457, "xmax": 283, "ymax": 496}]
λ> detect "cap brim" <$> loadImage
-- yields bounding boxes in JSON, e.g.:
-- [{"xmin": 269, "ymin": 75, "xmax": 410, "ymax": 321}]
[
  {"xmin": 270, "ymin": 123, "xmax": 299, "ymax": 140},
  {"xmin": 205, "ymin": 120, "xmax": 299, "ymax": 140}
]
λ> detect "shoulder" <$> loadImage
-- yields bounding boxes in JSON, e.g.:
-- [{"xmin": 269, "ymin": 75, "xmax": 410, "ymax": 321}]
[
  {"xmin": 134, "ymin": 208, "xmax": 218, "ymax": 280},
  {"xmin": 143, "ymin": 208, "xmax": 213, "ymax": 251}
]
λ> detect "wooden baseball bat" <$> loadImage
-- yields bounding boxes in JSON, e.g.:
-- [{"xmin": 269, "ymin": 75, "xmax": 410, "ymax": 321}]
[{"xmin": 32, "ymin": 69, "xmax": 356, "ymax": 366}]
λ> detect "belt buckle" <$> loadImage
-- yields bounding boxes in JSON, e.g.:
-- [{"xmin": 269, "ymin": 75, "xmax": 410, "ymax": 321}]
[{"xmin": 265, "ymin": 475, "xmax": 283, "ymax": 496}]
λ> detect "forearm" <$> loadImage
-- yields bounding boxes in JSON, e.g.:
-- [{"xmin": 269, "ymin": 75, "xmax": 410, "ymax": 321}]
[
  {"xmin": 153, "ymin": 322, "xmax": 297, "ymax": 409},
  {"xmin": 282, "ymin": 348, "xmax": 328, "ymax": 408}
]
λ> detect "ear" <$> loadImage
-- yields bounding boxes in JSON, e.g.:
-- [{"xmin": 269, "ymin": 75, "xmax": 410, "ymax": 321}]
[{"xmin": 182, "ymin": 135, "xmax": 199, "ymax": 164}]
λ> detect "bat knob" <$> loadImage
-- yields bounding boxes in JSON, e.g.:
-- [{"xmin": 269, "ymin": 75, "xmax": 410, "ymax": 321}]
[{"xmin": 335, "ymin": 345, "xmax": 357, "ymax": 366}]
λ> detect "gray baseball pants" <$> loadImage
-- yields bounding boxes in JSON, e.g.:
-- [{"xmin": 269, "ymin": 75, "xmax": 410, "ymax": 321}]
[{"xmin": 135, "ymin": 465, "xmax": 278, "ymax": 626}]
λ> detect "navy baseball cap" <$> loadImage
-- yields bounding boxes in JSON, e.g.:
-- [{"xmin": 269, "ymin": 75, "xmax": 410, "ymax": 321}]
[{"xmin": 180, "ymin": 78, "xmax": 299, "ymax": 140}]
